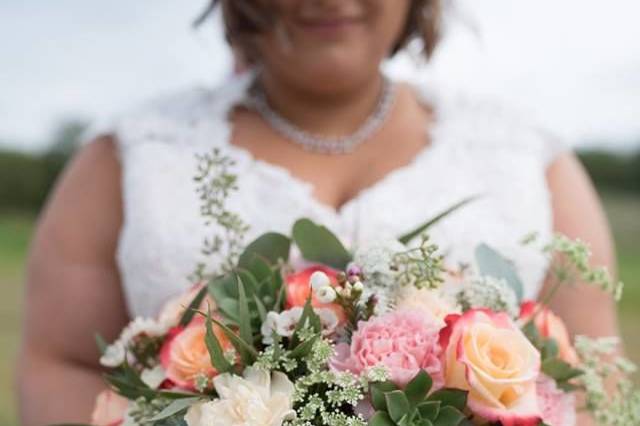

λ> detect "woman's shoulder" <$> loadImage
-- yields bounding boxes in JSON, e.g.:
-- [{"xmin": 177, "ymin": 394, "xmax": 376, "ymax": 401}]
[{"xmin": 82, "ymin": 73, "xmax": 251, "ymax": 151}]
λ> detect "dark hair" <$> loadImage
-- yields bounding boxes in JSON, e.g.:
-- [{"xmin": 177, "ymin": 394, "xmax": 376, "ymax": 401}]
[{"xmin": 197, "ymin": 0, "xmax": 442, "ymax": 63}]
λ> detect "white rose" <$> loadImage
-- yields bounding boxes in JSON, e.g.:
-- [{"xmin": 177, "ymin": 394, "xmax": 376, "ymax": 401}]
[{"xmin": 185, "ymin": 367, "xmax": 296, "ymax": 426}]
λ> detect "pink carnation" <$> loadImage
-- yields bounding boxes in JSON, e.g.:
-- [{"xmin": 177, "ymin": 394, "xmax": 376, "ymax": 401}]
[
  {"xmin": 537, "ymin": 374, "xmax": 576, "ymax": 426},
  {"xmin": 330, "ymin": 311, "xmax": 443, "ymax": 387}
]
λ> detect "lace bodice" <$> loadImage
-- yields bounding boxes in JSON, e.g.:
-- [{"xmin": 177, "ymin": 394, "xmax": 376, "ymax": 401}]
[{"xmin": 87, "ymin": 73, "xmax": 564, "ymax": 318}]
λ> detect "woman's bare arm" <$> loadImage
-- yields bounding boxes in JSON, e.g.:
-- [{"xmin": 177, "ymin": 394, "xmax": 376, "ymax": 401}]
[
  {"xmin": 542, "ymin": 152, "xmax": 621, "ymax": 425},
  {"xmin": 17, "ymin": 136, "xmax": 130, "ymax": 425},
  {"xmin": 543, "ymin": 152, "xmax": 619, "ymax": 338}
]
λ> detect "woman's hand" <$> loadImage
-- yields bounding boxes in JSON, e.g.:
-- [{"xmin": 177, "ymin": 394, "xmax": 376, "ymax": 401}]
[{"xmin": 17, "ymin": 136, "xmax": 129, "ymax": 425}]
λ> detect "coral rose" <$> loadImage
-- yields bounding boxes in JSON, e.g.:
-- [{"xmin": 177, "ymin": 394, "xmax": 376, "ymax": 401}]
[
  {"xmin": 91, "ymin": 389, "xmax": 128, "ymax": 426},
  {"xmin": 520, "ymin": 301, "xmax": 579, "ymax": 365},
  {"xmin": 285, "ymin": 265, "xmax": 345, "ymax": 322},
  {"xmin": 160, "ymin": 316, "xmax": 232, "ymax": 389},
  {"xmin": 440, "ymin": 309, "xmax": 542, "ymax": 426},
  {"xmin": 330, "ymin": 310, "xmax": 443, "ymax": 388}
]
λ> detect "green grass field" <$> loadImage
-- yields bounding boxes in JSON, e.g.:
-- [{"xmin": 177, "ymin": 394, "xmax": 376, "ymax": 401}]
[{"xmin": 0, "ymin": 193, "xmax": 638, "ymax": 425}]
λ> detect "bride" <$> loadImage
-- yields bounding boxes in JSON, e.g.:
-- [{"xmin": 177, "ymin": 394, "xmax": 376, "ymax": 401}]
[{"xmin": 18, "ymin": 1, "xmax": 619, "ymax": 424}]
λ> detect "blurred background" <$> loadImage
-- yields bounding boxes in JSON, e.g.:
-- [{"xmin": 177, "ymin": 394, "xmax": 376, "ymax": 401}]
[{"xmin": 1, "ymin": 0, "xmax": 639, "ymax": 424}]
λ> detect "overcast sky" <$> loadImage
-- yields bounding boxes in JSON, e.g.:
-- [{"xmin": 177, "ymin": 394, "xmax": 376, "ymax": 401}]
[{"xmin": 1, "ymin": 0, "xmax": 639, "ymax": 152}]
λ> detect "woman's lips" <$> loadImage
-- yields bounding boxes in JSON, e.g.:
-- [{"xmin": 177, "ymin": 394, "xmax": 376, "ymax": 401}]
[{"xmin": 296, "ymin": 16, "xmax": 362, "ymax": 35}]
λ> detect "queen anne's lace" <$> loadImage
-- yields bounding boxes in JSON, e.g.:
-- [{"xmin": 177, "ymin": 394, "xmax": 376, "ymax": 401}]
[{"xmin": 84, "ymin": 72, "xmax": 562, "ymax": 318}]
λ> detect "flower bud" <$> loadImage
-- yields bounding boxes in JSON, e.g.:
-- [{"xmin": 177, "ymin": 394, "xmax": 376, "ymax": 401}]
[
  {"xmin": 316, "ymin": 286, "xmax": 337, "ymax": 304},
  {"xmin": 310, "ymin": 271, "xmax": 331, "ymax": 291},
  {"xmin": 353, "ymin": 281, "xmax": 364, "ymax": 292}
]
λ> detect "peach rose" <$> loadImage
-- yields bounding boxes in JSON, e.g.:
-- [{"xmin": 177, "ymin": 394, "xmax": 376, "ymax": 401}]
[
  {"xmin": 285, "ymin": 265, "xmax": 345, "ymax": 321},
  {"xmin": 160, "ymin": 316, "xmax": 232, "ymax": 390},
  {"xmin": 395, "ymin": 286, "xmax": 460, "ymax": 326},
  {"xmin": 520, "ymin": 301, "xmax": 579, "ymax": 366},
  {"xmin": 91, "ymin": 389, "xmax": 128, "ymax": 426},
  {"xmin": 158, "ymin": 283, "xmax": 216, "ymax": 328},
  {"xmin": 440, "ymin": 309, "xmax": 542, "ymax": 426}
]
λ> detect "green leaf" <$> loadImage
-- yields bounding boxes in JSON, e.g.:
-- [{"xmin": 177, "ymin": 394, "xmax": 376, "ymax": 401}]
[
  {"xmin": 386, "ymin": 390, "xmax": 411, "ymax": 422},
  {"xmin": 541, "ymin": 338, "xmax": 559, "ymax": 360},
  {"xmin": 240, "ymin": 255, "xmax": 273, "ymax": 284},
  {"xmin": 236, "ymin": 275, "xmax": 253, "ymax": 345},
  {"xmin": 290, "ymin": 335, "xmax": 320, "ymax": 358},
  {"xmin": 292, "ymin": 218, "xmax": 352, "ymax": 269},
  {"xmin": 368, "ymin": 412, "xmax": 396, "ymax": 426},
  {"xmin": 541, "ymin": 358, "xmax": 584, "ymax": 382},
  {"xmin": 95, "ymin": 333, "xmax": 109, "ymax": 355},
  {"xmin": 290, "ymin": 297, "xmax": 322, "ymax": 348},
  {"xmin": 433, "ymin": 406, "xmax": 465, "ymax": 426},
  {"xmin": 209, "ymin": 316, "xmax": 258, "ymax": 365},
  {"xmin": 405, "ymin": 370, "xmax": 433, "ymax": 405},
  {"xmin": 179, "ymin": 285, "xmax": 208, "ymax": 327},
  {"xmin": 216, "ymin": 297, "xmax": 240, "ymax": 323},
  {"xmin": 144, "ymin": 397, "xmax": 202, "ymax": 422},
  {"xmin": 238, "ymin": 232, "xmax": 291, "ymax": 270},
  {"xmin": 475, "ymin": 243, "xmax": 524, "ymax": 301},
  {"xmin": 427, "ymin": 389, "xmax": 468, "ymax": 412},
  {"xmin": 371, "ymin": 381, "xmax": 399, "ymax": 411},
  {"xmin": 253, "ymin": 293, "xmax": 267, "ymax": 322},
  {"xmin": 416, "ymin": 401, "xmax": 440, "ymax": 421},
  {"xmin": 398, "ymin": 196, "xmax": 478, "ymax": 245},
  {"xmin": 204, "ymin": 309, "xmax": 233, "ymax": 373}
]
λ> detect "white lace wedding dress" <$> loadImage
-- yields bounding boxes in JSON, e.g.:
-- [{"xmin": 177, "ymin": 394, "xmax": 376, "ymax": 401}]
[{"xmin": 87, "ymin": 72, "xmax": 564, "ymax": 318}]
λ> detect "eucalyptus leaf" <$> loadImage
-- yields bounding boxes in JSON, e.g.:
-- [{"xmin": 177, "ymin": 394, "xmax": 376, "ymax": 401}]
[
  {"xmin": 475, "ymin": 243, "xmax": 524, "ymax": 301},
  {"xmin": 292, "ymin": 218, "xmax": 352, "ymax": 269},
  {"xmin": 238, "ymin": 232, "xmax": 291, "ymax": 270},
  {"xmin": 398, "ymin": 196, "xmax": 478, "ymax": 245}
]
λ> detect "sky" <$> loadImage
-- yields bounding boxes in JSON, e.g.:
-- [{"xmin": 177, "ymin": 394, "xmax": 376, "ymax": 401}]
[{"xmin": 1, "ymin": 0, "xmax": 640, "ymax": 152}]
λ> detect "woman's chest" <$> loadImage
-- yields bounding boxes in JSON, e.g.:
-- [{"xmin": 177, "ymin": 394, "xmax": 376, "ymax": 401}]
[{"xmin": 116, "ymin": 141, "xmax": 553, "ymax": 318}]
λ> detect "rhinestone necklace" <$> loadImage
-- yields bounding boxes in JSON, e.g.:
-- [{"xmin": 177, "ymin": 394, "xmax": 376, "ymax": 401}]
[{"xmin": 248, "ymin": 75, "xmax": 397, "ymax": 155}]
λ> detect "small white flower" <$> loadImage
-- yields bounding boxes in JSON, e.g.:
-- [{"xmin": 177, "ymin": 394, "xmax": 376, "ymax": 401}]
[
  {"xmin": 99, "ymin": 317, "xmax": 167, "ymax": 368},
  {"xmin": 315, "ymin": 286, "xmax": 337, "ymax": 303},
  {"xmin": 141, "ymin": 365, "xmax": 166, "ymax": 389},
  {"xmin": 260, "ymin": 311, "xmax": 281, "ymax": 345},
  {"xmin": 276, "ymin": 307, "xmax": 304, "ymax": 338},
  {"xmin": 315, "ymin": 308, "xmax": 339, "ymax": 336},
  {"xmin": 353, "ymin": 281, "xmax": 364, "ymax": 292},
  {"xmin": 310, "ymin": 271, "xmax": 331, "ymax": 291},
  {"xmin": 456, "ymin": 275, "xmax": 519, "ymax": 317}
]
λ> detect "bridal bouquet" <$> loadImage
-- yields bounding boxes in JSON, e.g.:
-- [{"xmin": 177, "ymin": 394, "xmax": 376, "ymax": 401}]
[{"xmin": 85, "ymin": 150, "xmax": 638, "ymax": 426}]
